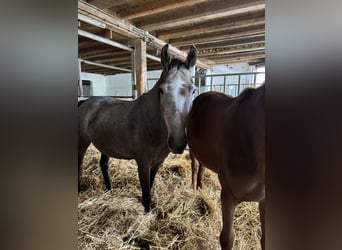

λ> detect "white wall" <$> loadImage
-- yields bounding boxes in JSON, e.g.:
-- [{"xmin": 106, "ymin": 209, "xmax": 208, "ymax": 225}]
[
  {"xmin": 104, "ymin": 70, "xmax": 164, "ymax": 96},
  {"xmin": 105, "ymin": 73, "xmax": 133, "ymax": 96},
  {"xmin": 80, "ymin": 72, "xmax": 106, "ymax": 96}
]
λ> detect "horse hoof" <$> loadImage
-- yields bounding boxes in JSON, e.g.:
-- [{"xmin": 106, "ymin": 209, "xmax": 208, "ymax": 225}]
[{"xmin": 144, "ymin": 206, "xmax": 151, "ymax": 213}]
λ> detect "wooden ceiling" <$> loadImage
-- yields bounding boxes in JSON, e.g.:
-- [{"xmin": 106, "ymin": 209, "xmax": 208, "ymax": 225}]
[{"xmin": 78, "ymin": 0, "xmax": 265, "ymax": 75}]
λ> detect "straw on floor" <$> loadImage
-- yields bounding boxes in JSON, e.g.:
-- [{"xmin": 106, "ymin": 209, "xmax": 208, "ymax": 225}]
[{"xmin": 78, "ymin": 144, "xmax": 261, "ymax": 250}]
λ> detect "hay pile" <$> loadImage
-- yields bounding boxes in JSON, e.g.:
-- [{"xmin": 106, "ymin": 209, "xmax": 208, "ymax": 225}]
[{"xmin": 78, "ymin": 144, "xmax": 261, "ymax": 249}]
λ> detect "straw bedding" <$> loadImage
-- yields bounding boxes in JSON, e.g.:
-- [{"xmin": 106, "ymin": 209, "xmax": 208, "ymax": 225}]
[{"xmin": 78, "ymin": 144, "xmax": 261, "ymax": 249}]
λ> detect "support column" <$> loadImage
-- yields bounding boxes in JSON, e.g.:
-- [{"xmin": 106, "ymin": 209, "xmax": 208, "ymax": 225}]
[
  {"xmin": 78, "ymin": 59, "xmax": 83, "ymax": 96},
  {"xmin": 134, "ymin": 39, "xmax": 147, "ymax": 97}
]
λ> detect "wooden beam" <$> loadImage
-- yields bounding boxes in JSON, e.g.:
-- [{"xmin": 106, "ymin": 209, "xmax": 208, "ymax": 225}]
[
  {"xmin": 80, "ymin": 58, "xmax": 131, "ymax": 72},
  {"xmin": 120, "ymin": 0, "xmax": 208, "ymax": 20},
  {"xmin": 157, "ymin": 15, "xmax": 265, "ymax": 40},
  {"xmin": 212, "ymin": 55, "xmax": 265, "ymax": 64},
  {"xmin": 198, "ymin": 42, "xmax": 265, "ymax": 56},
  {"xmin": 86, "ymin": 0, "xmax": 128, "ymax": 9},
  {"xmin": 78, "ymin": 59, "xmax": 83, "ymax": 96},
  {"xmin": 82, "ymin": 50, "xmax": 130, "ymax": 60},
  {"xmin": 78, "ymin": 0, "xmax": 211, "ymax": 69},
  {"xmin": 78, "ymin": 29, "xmax": 133, "ymax": 51},
  {"xmin": 170, "ymin": 27, "xmax": 265, "ymax": 46},
  {"xmin": 187, "ymin": 35, "xmax": 265, "ymax": 50},
  {"xmin": 140, "ymin": 1, "xmax": 265, "ymax": 31},
  {"xmin": 207, "ymin": 50, "xmax": 265, "ymax": 64},
  {"xmin": 135, "ymin": 39, "xmax": 147, "ymax": 97}
]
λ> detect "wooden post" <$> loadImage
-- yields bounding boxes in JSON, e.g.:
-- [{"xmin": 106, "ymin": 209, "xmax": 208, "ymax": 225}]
[
  {"xmin": 78, "ymin": 59, "xmax": 83, "ymax": 96},
  {"xmin": 134, "ymin": 39, "xmax": 147, "ymax": 97}
]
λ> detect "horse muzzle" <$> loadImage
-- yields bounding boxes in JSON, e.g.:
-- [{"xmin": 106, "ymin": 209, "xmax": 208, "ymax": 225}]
[{"xmin": 167, "ymin": 137, "xmax": 187, "ymax": 154}]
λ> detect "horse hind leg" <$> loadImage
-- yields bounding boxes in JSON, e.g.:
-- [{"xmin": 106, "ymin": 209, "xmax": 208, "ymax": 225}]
[
  {"xmin": 100, "ymin": 154, "xmax": 112, "ymax": 190},
  {"xmin": 78, "ymin": 140, "xmax": 90, "ymax": 192},
  {"xmin": 220, "ymin": 187, "xmax": 238, "ymax": 250},
  {"xmin": 197, "ymin": 164, "xmax": 206, "ymax": 189},
  {"xmin": 259, "ymin": 198, "xmax": 265, "ymax": 250}
]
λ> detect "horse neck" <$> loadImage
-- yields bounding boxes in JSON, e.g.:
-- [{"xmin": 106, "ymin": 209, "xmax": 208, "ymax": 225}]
[{"xmin": 138, "ymin": 80, "xmax": 167, "ymax": 131}]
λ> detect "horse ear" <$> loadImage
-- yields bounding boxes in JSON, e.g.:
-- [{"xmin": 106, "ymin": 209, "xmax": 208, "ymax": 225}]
[
  {"xmin": 185, "ymin": 45, "xmax": 197, "ymax": 68},
  {"xmin": 161, "ymin": 44, "xmax": 171, "ymax": 70}
]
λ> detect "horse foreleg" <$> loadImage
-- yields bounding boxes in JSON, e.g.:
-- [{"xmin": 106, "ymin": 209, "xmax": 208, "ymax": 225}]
[
  {"xmin": 259, "ymin": 199, "xmax": 265, "ymax": 250},
  {"xmin": 137, "ymin": 162, "xmax": 151, "ymax": 212},
  {"xmin": 220, "ymin": 188, "xmax": 237, "ymax": 250},
  {"xmin": 100, "ymin": 154, "xmax": 112, "ymax": 190},
  {"xmin": 150, "ymin": 161, "xmax": 163, "ymax": 188}
]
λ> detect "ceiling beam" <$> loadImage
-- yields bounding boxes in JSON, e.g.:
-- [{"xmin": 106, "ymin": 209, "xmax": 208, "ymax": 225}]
[
  {"xmin": 187, "ymin": 34, "xmax": 265, "ymax": 50},
  {"xmin": 157, "ymin": 14, "xmax": 264, "ymax": 40},
  {"xmin": 207, "ymin": 50, "xmax": 265, "ymax": 63},
  {"xmin": 140, "ymin": 1, "xmax": 265, "ymax": 31},
  {"xmin": 198, "ymin": 42, "xmax": 265, "ymax": 57},
  {"xmin": 86, "ymin": 0, "xmax": 128, "ymax": 9},
  {"xmin": 78, "ymin": 0, "xmax": 212, "ymax": 69},
  {"xmin": 119, "ymin": 0, "xmax": 209, "ymax": 20},
  {"xmin": 170, "ymin": 26, "xmax": 265, "ymax": 46}
]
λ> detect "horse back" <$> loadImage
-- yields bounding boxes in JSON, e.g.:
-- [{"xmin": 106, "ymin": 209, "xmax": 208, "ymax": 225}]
[
  {"xmin": 78, "ymin": 95, "xmax": 168, "ymax": 161},
  {"xmin": 78, "ymin": 96, "xmax": 136, "ymax": 158}
]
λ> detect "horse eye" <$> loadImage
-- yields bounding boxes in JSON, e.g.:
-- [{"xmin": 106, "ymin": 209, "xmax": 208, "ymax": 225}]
[
  {"xmin": 192, "ymin": 88, "xmax": 197, "ymax": 95},
  {"xmin": 159, "ymin": 88, "xmax": 164, "ymax": 95}
]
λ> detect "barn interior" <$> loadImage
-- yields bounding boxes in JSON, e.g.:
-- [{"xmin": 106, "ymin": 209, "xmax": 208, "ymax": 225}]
[
  {"xmin": 78, "ymin": 1, "xmax": 264, "ymax": 249},
  {"xmin": 78, "ymin": 0, "xmax": 265, "ymax": 98}
]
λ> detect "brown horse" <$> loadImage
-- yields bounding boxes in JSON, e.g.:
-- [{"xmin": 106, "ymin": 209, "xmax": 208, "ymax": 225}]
[
  {"xmin": 188, "ymin": 92, "xmax": 235, "ymax": 190},
  {"xmin": 189, "ymin": 149, "xmax": 205, "ymax": 189},
  {"xmin": 78, "ymin": 44, "xmax": 197, "ymax": 212},
  {"xmin": 186, "ymin": 85, "xmax": 265, "ymax": 249}
]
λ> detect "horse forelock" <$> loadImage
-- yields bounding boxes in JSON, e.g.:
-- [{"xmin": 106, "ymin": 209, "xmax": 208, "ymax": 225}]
[{"xmin": 157, "ymin": 58, "xmax": 191, "ymax": 87}]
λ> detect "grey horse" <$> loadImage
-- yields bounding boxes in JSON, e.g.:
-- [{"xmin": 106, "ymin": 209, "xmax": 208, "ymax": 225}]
[{"xmin": 78, "ymin": 44, "xmax": 197, "ymax": 212}]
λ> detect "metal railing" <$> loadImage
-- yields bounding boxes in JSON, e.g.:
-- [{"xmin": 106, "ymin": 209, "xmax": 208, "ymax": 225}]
[{"xmin": 147, "ymin": 72, "xmax": 265, "ymax": 97}]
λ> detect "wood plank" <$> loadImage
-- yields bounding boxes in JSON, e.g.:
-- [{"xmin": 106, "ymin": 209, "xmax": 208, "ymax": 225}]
[
  {"xmin": 198, "ymin": 42, "xmax": 265, "ymax": 56},
  {"xmin": 87, "ymin": 0, "xmax": 128, "ymax": 9},
  {"xmin": 187, "ymin": 35, "xmax": 265, "ymax": 50},
  {"xmin": 135, "ymin": 39, "xmax": 147, "ymax": 97},
  {"xmin": 157, "ymin": 14, "xmax": 264, "ymax": 40},
  {"xmin": 82, "ymin": 50, "xmax": 130, "ymax": 60},
  {"xmin": 207, "ymin": 50, "xmax": 265, "ymax": 63},
  {"xmin": 170, "ymin": 26, "xmax": 265, "ymax": 46},
  {"xmin": 120, "ymin": 0, "xmax": 209, "ymax": 20},
  {"xmin": 140, "ymin": 1, "xmax": 265, "ymax": 31},
  {"xmin": 80, "ymin": 58, "xmax": 131, "ymax": 72}
]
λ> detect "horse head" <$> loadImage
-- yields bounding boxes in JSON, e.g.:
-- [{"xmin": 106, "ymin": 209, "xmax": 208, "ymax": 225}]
[{"xmin": 158, "ymin": 44, "xmax": 197, "ymax": 154}]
